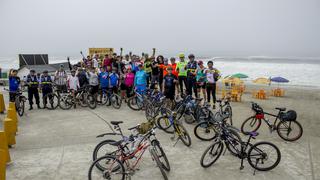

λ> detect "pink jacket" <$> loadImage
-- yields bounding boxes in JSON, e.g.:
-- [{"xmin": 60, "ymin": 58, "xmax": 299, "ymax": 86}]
[{"xmin": 124, "ymin": 73, "xmax": 135, "ymax": 87}]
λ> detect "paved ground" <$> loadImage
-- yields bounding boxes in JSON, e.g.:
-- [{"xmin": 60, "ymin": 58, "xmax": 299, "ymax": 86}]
[{"xmin": 0, "ymin": 87, "xmax": 319, "ymax": 180}]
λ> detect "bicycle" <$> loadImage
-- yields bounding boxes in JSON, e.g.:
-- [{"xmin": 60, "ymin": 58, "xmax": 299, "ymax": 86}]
[
  {"xmin": 241, "ymin": 102, "xmax": 303, "ymax": 141},
  {"xmin": 97, "ymin": 88, "xmax": 122, "ymax": 109},
  {"xmin": 4, "ymin": 89, "xmax": 26, "ymax": 116},
  {"xmin": 42, "ymin": 84, "xmax": 63, "ymax": 110},
  {"xmin": 89, "ymin": 121, "xmax": 170, "ymax": 180},
  {"xmin": 59, "ymin": 85, "xmax": 96, "ymax": 110},
  {"xmin": 157, "ymin": 110, "xmax": 192, "ymax": 147},
  {"xmin": 214, "ymin": 98, "xmax": 233, "ymax": 125},
  {"xmin": 127, "ymin": 89, "xmax": 146, "ymax": 111},
  {"xmin": 200, "ymin": 118, "xmax": 281, "ymax": 174}
]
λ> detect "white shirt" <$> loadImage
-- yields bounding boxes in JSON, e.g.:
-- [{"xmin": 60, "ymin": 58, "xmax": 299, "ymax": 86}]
[
  {"xmin": 68, "ymin": 75, "xmax": 80, "ymax": 90},
  {"xmin": 93, "ymin": 58, "xmax": 99, "ymax": 68}
]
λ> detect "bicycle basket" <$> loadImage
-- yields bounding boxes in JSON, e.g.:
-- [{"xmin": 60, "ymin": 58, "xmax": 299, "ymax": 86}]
[
  {"xmin": 280, "ymin": 110, "xmax": 297, "ymax": 121},
  {"xmin": 137, "ymin": 121, "xmax": 155, "ymax": 134}
]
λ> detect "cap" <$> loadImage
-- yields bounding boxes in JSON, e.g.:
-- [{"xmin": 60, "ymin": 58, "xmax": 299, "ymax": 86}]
[{"xmin": 178, "ymin": 53, "xmax": 185, "ymax": 58}]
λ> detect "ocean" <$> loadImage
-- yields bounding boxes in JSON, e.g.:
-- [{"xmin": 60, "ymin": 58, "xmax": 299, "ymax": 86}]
[{"xmin": 1, "ymin": 56, "xmax": 320, "ymax": 88}]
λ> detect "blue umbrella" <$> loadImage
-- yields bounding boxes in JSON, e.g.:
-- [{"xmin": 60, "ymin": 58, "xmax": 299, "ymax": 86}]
[{"xmin": 270, "ymin": 77, "xmax": 289, "ymax": 83}]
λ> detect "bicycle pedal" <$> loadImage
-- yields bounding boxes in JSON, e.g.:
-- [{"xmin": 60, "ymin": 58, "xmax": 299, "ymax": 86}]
[{"xmin": 239, "ymin": 166, "xmax": 244, "ymax": 170}]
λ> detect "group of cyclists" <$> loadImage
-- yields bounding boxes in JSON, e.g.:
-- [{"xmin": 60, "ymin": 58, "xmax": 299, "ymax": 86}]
[{"xmin": 8, "ymin": 48, "xmax": 221, "ymax": 110}]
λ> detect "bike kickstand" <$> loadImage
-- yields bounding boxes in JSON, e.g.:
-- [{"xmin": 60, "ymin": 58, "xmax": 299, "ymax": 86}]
[
  {"xmin": 173, "ymin": 138, "xmax": 180, "ymax": 147},
  {"xmin": 222, "ymin": 146, "xmax": 227, "ymax": 156},
  {"xmin": 239, "ymin": 158, "xmax": 244, "ymax": 170}
]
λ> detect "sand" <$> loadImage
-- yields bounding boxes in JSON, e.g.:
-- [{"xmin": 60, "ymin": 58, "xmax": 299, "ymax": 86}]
[{"xmin": 0, "ymin": 84, "xmax": 319, "ymax": 180}]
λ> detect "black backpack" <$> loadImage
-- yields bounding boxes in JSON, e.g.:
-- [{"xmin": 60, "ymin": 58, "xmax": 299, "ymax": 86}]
[{"xmin": 280, "ymin": 110, "xmax": 297, "ymax": 121}]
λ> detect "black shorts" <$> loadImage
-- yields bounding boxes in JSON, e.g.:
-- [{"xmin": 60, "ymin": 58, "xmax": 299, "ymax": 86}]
[
  {"xmin": 164, "ymin": 88, "xmax": 175, "ymax": 100},
  {"xmin": 197, "ymin": 82, "xmax": 206, "ymax": 89},
  {"xmin": 120, "ymin": 83, "xmax": 126, "ymax": 90},
  {"xmin": 91, "ymin": 85, "xmax": 99, "ymax": 94}
]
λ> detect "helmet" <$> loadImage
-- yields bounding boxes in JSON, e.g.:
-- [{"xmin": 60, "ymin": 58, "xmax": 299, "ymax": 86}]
[
  {"xmin": 178, "ymin": 53, "xmax": 185, "ymax": 58},
  {"xmin": 188, "ymin": 54, "xmax": 195, "ymax": 58}
]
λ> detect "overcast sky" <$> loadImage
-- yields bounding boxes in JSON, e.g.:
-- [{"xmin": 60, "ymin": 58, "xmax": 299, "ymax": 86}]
[{"xmin": 0, "ymin": 0, "xmax": 319, "ymax": 58}]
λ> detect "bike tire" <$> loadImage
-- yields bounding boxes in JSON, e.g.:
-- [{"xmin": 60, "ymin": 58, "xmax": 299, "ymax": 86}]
[
  {"xmin": 44, "ymin": 93, "xmax": 60, "ymax": 110},
  {"xmin": 194, "ymin": 121, "xmax": 218, "ymax": 141},
  {"xmin": 127, "ymin": 96, "xmax": 142, "ymax": 111},
  {"xmin": 111, "ymin": 94, "xmax": 122, "ymax": 109},
  {"xmin": 88, "ymin": 155, "xmax": 125, "ymax": 180},
  {"xmin": 151, "ymin": 140, "xmax": 171, "ymax": 171},
  {"xmin": 276, "ymin": 120, "xmax": 303, "ymax": 142},
  {"xmin": 247, "ymin": 141, "xmax": 281, "ymax": 171},
  {"xmin": 224, "ymin": 105, "xmax": 233, "ymax": 125},
  {"xmin": 240, "ymin": 116, "xmax": 262, "ymax": 135},
  {"xmin": 59, "ymin": 95, "xmax": 73, "ymax": 110},
  {"xmin": 87, "ymin": 94, "xmax": 97, "ymax": 109},
  {"xmin": 157, "ymin": 116, "xmax": 174, "ymax": 134},
  {"xmin": 200, "ymin": 141, "xmax": 224, "ymax": 168},
  {"xmin": 92, "ymin": 139, "xmax": 118, "ymax": 171},
  {"xmin": 150, "ymin": 149, "xmax": 168, "ymax": 180},
  {"xmin": 17, "ymin": 100, "xmax": 25, "ymax": 116},
  {"xmin": 177, "ymin": 124, "xmax": 192, "ymax": 147},
  {"xmin": 184, "ymin": 113, "xmax": 196, "ymax": 124}
]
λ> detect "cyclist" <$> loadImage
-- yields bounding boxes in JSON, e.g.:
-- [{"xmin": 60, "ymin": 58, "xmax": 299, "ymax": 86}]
[
  {"xmin": 26, "ymin": 69, "xmax": 40, "ymax": 110},
  {"xmin": 124, "ymin": 67, "xmax": 135, "ymax": 99},
  {"xmin": 109, "ymin": 68, "xmax": 120, "ymax": 94},
  {"xmin": 67, "ymin": 70, "xmax": 80, "ymax": 108},
  {"xmin": 176, "ymin": 53, "xmax": 187, "ymax": 97},
  {"xmin": 186, "ymin": 54, "xmax": 198, "ymax": 98},
  {"xmin": 87, "ymin": 67, "xmax": 99, "ymax": 100},
  {"xmin": 163, "ymin": 66, "xmax": 178, "ymax": 108},
  {"xmin": 196, "ymin": 60, "xmax": 207, "ymax": 102},
  {"xmin": 98, "ymin": 67, "xmax": 109, "ymax": 103},
  {"xmin": 40, "ymin": 70, "xmax": 53, "ymax": 108},
  {"xmin": 8, "ymin": 69, "xmax": 20, "ymax": 102},
  {"xmin": 143, "ymin": 54, "xmax": 152, "ymax": 87},
  {"xmin": 205, "ymin": 60, "xmax": 220, "ymax": 109},
  {"xmin": 134, "ymin": 64, "xmax": 147, "ymax": 95},
  {"xmin": 54, "ymin": 64, "xmax": 68, "ymax": 93},
  {"xmin": 77, "ymin": 68, "xmax": 88, "ymax": 88}
]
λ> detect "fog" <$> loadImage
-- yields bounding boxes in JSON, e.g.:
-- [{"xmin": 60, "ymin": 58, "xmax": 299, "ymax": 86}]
[{"xmin": 0, "ymin": 0, "xmax": 319, "ymax": 58}]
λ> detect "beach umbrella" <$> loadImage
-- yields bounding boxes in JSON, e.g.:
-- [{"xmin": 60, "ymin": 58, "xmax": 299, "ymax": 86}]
[
  {"xmin": 231, "ymin": 73, "xmax": 248, "ymax": 79},
  {"xmin": 223, "ymin": 77, "xmax": 242, "ymax": 85},
  {"xmin": 270, "ymin": 77, "xmax": 289, "ymax": 83},
  {"xmin": 253, "ymin": 77, "xmax": 270, "ymax": 85}
]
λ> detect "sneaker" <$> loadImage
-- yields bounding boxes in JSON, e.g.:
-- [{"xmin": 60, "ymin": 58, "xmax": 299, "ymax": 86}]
[
  {"xmin": 37, "ymin": 104, "xmax": 41, "ymax": 109},
  {"xmin": 212, "ymin": 104, "xmax": 216, "ymax": 109},
  {"xmin": 29, "ymin": 106, "xmax": 33, "ymax": 110}
]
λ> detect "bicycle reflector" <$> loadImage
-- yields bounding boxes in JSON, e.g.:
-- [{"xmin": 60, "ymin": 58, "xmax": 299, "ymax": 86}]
[{"xmin": 255, "ymin": 114, "xmax": 264, "ymax": 119}]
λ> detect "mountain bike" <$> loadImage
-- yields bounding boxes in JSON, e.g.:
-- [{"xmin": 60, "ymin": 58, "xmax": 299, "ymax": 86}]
[
  {"xmin": 4, "ymin": 89, "xmax": 26, "ymax": 116},
  {"xmin": 214, "ymin": 98, "xmax": 233, "ymax": 125},
  {"xmin": 97, "ymin": 88, "xmax": 122, "ymax": 109},
  {"xmin": 89, "ymin": 121, "xmax": 170, "ymax": 180},
  {"xmin": 241, "ymin": 102, "xmax": 303, "ymax": 141},
  {"xmin": 127, "ymin": 90, "xmax": 146, "ymax": 111},
  {"xmin": 59, "ymin": 85, "xmax": 96, "ymax": 110},
  {"xmin": 157, "ymin": 110, "xmax": 192, "ymax": 147},
  {"xmin": 42, "ymin": 84, "xmax": 62, "ymax": 110},
  {"xmin": 201, "ymin": 121, "xmax": 281, "ymax": 174}
]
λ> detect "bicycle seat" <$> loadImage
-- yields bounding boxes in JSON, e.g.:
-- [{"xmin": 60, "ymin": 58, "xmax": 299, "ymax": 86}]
[
  {"xmin": 108, "ymin": 140, "xmax": 124, "ymax": 146},
  {"xmin": 111, "ymin": 121, "xmax": 124, "ymax": 125},
  {"xmin": 216, "ymin": 99, "xmax": 222, "ymax": 103},
  {"xmin": 249, "ymin": 131, "xmax": 259, "ymax": 137},
  {"xmin": 275, "ymin": 107, "xmax": 286, "ymax": 111}
]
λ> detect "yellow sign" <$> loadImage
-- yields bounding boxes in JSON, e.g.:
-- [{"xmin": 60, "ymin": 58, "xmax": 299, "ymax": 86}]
[{"xmin": 88, "ymin": 48, "xmax": 114, "ymax": 57}]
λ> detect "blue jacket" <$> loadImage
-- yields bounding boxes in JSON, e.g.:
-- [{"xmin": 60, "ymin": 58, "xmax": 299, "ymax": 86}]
[
  {"xmin": 109, "ymin": 73, "xmax": 119, "ymax": 87},
  {"xmin": 99, "ymin": 72, "xmax": 109, "ymax": 88},
  {"xmin": 9, "ymin": 76, "xmax": 20, "ymax": 92},
  {"xmin": 134, "ymin": 70, "xmax": 147, "ymax": 86}
]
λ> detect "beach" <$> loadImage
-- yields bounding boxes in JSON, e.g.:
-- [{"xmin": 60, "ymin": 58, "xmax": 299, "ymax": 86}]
[{"xmin": 0, "ymin": 84, "xmax": 319, "ymax": 180}]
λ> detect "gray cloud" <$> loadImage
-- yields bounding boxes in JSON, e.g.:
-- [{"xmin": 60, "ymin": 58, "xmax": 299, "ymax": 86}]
[{"xmin": 0, "ymin": 0, "xmax": 319, "ymax": 57}]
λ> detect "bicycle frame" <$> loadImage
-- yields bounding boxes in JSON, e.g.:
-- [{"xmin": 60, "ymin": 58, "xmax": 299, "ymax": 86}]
[{"xmin": 254, "ymin": 110, "xmax": 282, "ymax": 130}]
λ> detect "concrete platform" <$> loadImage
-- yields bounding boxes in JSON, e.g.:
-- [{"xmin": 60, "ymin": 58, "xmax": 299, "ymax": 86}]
[{"xmin": 0, "ymin": 88, "xmax": 319, "ymax": 180}]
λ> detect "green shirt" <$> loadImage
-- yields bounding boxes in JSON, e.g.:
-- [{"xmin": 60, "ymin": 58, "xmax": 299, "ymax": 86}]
[
  {"xmin": 144, "ymin": 60, "xmax": 152, "ymax": 73},
  {"xmin": 176, "ymin": 61, "xmax": 188, "ymax": 77}
]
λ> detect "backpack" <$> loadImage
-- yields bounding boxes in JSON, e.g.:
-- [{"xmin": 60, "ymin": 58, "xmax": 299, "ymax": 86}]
[{"xmin": 280, "ymin": 110, "xmax": 297, "ymax": 121}]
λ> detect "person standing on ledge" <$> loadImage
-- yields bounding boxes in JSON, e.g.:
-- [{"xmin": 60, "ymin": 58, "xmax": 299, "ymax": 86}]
[{"xmin": 26, "ymin": 69, "xmax": 40, "ymax": 110}]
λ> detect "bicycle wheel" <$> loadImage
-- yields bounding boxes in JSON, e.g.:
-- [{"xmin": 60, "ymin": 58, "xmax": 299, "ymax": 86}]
[
  {"xmin": 225, "ymin": 128, "xmax": 243, "ymax": 156},
  {"xmin": 276, "ymin": 120, "xmax": 303, "ymax": 142},
  {"xmin": 150, "ymin": 149, "xmax": 168, "ymax": 180},
  {"xmin": 44, "ymin": 93, "xmax": 59, "ymax": 110},
  {"xmin": 97, "ymin": 93, "xmax": 108, "ymax": 105},
  {"xmin": 176, "ymin": 124, "xmax": 192, "ymax": 147},
  {"xmin": 59, "ymin": 95, "xmax": 73, "ymax": 110},
  {"xmin": 240, "ymin": 116, "xmax": 262, "ymax": 135},
  {"xmin": 200, "ymin": 141, "xmax": 224, "ymax": 168},
  {"xmin": 151, "ymin": 140, "xmax": 170, "ymax": 171},
  {"xmin": 88, "ymin": 155, "xmax": 125, "ymax": 180},
  {"xmin": 87, "ymin": 94, "xmax": 97, "ymax": 109},
  {"xmin": 194, "ymin": 121, "xmax": 219, "ymax": 141},
  {"xmin": 224, "ymin": 105, "xmax": 233, "ymax": 125},
  {"xmin": 157, "ymin": 116, "xmax": 174, "ymax": 134},
  {"xmin": 111, "ymin": 94, "xmax": 122, "ymax": 109},
  {"xmin": 15, "ymin": 96, "xmax": 25, "ymax": 116},
  {"xmin": 92, "ymin": 140, "xmax": 119, "ymax": 171},
  {"xmin": 184, "ymin": 112, "xmax": 196, "ymax": 124},
  {"xmin": 247, "ymin": 141, "xmax": 281, "ymax": 171},
  {"xmin": 145, "ymin": 104, "xmax": 155, "ymax": 121},
  {"xmin": 127, "ymin": 96, "xmax": 142, "ymax": 111}
]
